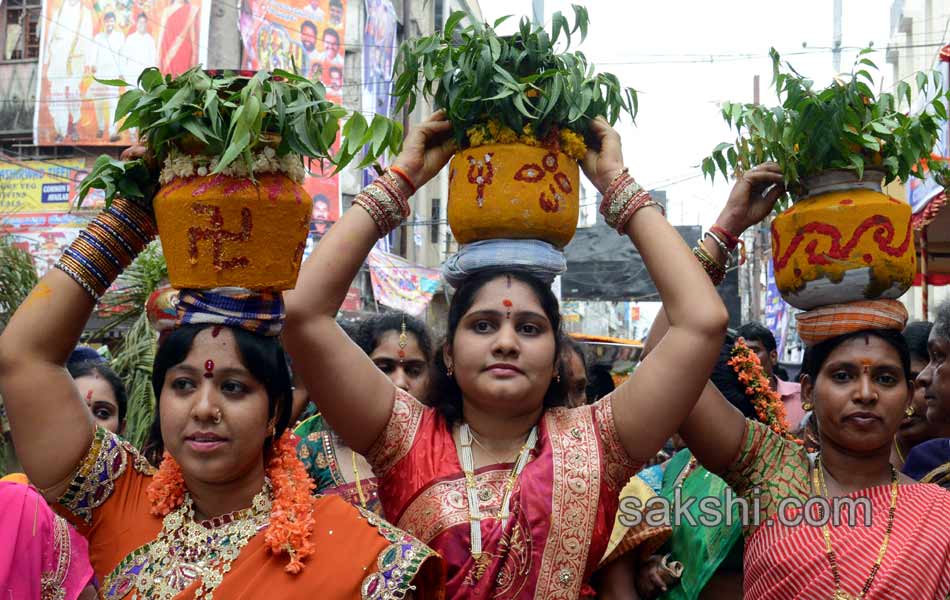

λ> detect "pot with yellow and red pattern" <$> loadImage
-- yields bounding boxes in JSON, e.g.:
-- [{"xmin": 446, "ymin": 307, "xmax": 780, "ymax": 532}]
[{"xmin": 770, "ymin": 168, "xmax": 915, "ymax": 310}]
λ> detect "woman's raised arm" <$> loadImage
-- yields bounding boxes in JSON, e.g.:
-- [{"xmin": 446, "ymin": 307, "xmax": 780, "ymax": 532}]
[
  {"xmin": 0, "ymin": 192, "xmax": 157, "ymax": 497},
  {"xmin": 580, "ymin": 117, "xmax": 728, "ymax": 462},
  {"xmin": 637, "ymin": 163, "xmax": 786, "ymax": 472},
  {"xmin": 283, "ymin": 112, "xmax": 455, "ymax": 454}
]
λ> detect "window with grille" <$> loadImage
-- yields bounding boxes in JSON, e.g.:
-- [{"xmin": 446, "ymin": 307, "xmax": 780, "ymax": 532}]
[{"xmin": 4, "ymin": 0, "xmax": 41, "ymax": 61}]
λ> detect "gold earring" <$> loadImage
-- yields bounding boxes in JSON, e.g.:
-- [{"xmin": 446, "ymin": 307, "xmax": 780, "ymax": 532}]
[
  {"xmin": 555, "ymin": 372, "xmax": 561, "ymax": 383},
  {"xmin": 802, "ymin": 402, "xmax": 813, "ymax": 412},
  {"xmin": 906, "ymin": 406, "xmax": 915, "ymax": 417},
  {"xmin": 446, "ymin": 365, "xmax": 454, "ymax": 377}
]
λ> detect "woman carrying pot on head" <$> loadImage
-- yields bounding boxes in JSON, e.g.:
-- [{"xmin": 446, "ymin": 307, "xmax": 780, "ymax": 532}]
[
  {"xmin": 648, "ymin": 235, "xmax": 950, "ymax": 598},
  {"xmin": 295, "ymin": 311, "xmax": 436, "ymax": 515},
  {"xmin": 0, "ymin": 182, "xmax": 443, "ymax": 597},
  {"xmin": 283, "ymin": 112, "xmax": 729, "ymax": 598}
]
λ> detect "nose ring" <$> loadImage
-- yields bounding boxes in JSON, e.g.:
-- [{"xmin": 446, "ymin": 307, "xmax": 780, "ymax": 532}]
[{"xmin": 213, "ymin": 409, "xmax": 222, "ymax": 424}]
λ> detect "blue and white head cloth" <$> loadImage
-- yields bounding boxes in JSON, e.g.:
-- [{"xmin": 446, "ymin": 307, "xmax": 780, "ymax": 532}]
[
  {"xmin": 441, "ymin": 239, "xmax": 566, "ymax": 289},
  {"xmin": 175, "ymin": 287, "xmax": 285, "ymax": 337}
]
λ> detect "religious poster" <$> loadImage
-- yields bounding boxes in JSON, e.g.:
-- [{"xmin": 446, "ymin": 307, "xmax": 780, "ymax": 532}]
[
  {"xmin": 238, "ymin": 0, "xmax": 345, "ymax": 96},
  {"xmin": 362, "ymin": 0, "xmax": 396, "ymax": 252},
  {"xmin": 367, "ymin": 248, "xmax": 441, "ymax": 316},
  {"xmin": 764, "ymin": 259, "xmax": 790, "ymax": 359},
  {"xmin": 238, "ymin": 0, "xmax": 346, "ymax": 238},
  {"xmin": 33, "ymin": 0, "xmax": 211, "ymax": 146}
]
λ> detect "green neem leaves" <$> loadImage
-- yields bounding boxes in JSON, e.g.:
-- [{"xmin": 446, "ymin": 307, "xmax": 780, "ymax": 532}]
[
  {"xmin": 78, "ymin": 67, "xmax": 403, "ymax": 208},
  {"xmin": 393, "ymin": 8, "xmax": 636, "ymax": 146},
  {"xmin": 704, "ymin": 48, "xmax": 950, "ymax": 208}
]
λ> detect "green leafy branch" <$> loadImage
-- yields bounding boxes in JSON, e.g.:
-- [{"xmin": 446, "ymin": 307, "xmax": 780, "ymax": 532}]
[
  {"xmin": 703, "ymin": 48, "xmax": 950, "ymax": 206},
  {"xmin": 79, "ymin": 67, "xmax": 404, "ymax": 208},
  {"xmin": 392, "ymin": 5, "xmax": 637, "ymax": 147}
]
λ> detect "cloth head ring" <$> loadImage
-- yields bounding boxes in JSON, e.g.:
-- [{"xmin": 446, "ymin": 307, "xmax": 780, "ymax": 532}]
[
  {"xmin": 795, "ymin": 299, "xmax": 908, "ymax": 347},
  {"xmin": 175, "ymin": 287, "xmax": 285, "ymax": 337}
]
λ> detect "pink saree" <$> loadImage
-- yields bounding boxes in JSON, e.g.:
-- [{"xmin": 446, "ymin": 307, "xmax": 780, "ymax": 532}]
[
  {"xmin": 0, "ymin": 481, "xmax": 94, "ymax": 600},
  {"xmin": 366, "ymin": 389, "xmax": 642, "ymax": 599},
  {"xmin": 724, "ymin": 419, "xmax": 950, "ymax": 599}
]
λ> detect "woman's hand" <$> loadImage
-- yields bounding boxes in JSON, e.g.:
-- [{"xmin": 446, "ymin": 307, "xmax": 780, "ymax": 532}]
[
  {"xmin": 715, "ymin": 162, "xmax": 785, "ymax": 238},
  {"xmin": 634, "ymin": 554, "xmax": 679, "ymax": 599},
  {"xmin": 390, "ymin": 111, "xmax": 457, "ymax": 190},
  {"xmin": 581, "ymin": 116, "xmax": 626, "ymax": 194}
]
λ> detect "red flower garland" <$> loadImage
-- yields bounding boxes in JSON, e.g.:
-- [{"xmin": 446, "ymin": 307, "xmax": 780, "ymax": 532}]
[
  {"xmin": 146, "ymin": 430, "xmax": 317, "ymax": 573},
  {"xmin": 727, "ymin": 338, "xmax": 803, "ymax": 444}
]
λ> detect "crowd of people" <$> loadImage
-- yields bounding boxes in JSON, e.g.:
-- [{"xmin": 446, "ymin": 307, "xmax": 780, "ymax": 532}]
[{"xmin": 0, "ymin": 113, "xmax": 949, "ymax": 599}]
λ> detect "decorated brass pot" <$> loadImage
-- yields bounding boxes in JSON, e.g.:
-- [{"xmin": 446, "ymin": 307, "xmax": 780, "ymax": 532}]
[
  {"xmin": 154, "ymin": 173, "xmax": 311, "ymax": 290},
  {"xmin": 447, "ymin": 143, "xmax": 580, "ymax": 248},
  {"xmin": 770, "ymin": 169, "xmax": 915, "ymax": 310}
]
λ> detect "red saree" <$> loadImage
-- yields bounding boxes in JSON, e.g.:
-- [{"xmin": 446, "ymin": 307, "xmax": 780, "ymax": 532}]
[
  {"xmin": 159, "ymin": 3, "xmax": 198, "ymax": 76},
  {"xmin": 724, "ymin": 419, "xmax": 950, "ymax": 599},
  {"xmin": 366, "ymin": 389, "xmax": 642, "ymax": 599}
]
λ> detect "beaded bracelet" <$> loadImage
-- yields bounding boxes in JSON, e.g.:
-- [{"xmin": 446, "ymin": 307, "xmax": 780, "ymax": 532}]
[
  {"xmin": 693, "ymin": 244, "xmax": 726, "ymax": 286},
  {"xmin": 599, "ymin": 170, "xmax": 664, "ymax": 233},
  {"xmin": 354, "ymin": 168, "xmax": 413, "ymax": 237},
  {"xmin": 55, "ymin": 197, "xmax": 157, "ymax": 299}
]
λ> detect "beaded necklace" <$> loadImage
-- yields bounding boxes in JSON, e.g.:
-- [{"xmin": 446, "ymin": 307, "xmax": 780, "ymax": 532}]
[
  {"xmin": 811, "ymin": 456, "xmax": 898, "ymax": 600},
  {"xmin": 128, "ymin": 480, "xmax": 271, "ymax": 600},
  {"xmin": 457, "ymin": 423, "xmax": 537, "ymax": 561}
]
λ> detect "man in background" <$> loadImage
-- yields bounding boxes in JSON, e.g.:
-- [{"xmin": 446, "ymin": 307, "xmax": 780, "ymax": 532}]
[
  {"xmin": 123, "ymin": 13, "xmax": 156, "ymax": 86},
  {"xmin": 737, "ymin": 321, "xmax": 804, "ymax": 433},
  {"xmin": 90, "ymin": 11, "xmax": 125, "ymax": 141},
  {"xmin": 45, "ymin": 0, "xmax": 93, "ymax": 142}
]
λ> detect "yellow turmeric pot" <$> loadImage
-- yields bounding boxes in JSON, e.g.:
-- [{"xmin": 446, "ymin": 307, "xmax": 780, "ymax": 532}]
[
  {"xmin": 770, "ymin": 169, "xmax": 915, "ymax": 310},
  {"xmin": 154, "ymin": 173, "xmax": 312, "ymax": 290},
  {"xmin": 447, "ymin": 143, "xmax": 580, "ymax": 248}
]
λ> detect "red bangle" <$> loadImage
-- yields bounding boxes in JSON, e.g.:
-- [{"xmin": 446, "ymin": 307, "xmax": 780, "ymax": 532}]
[
  {"xmin": 388, "ymin": 166, "xmax": 417, "ymax": 195},
  {"xmin": 710, "ymin": 224, "xmax": 740, "ymax": 250}
]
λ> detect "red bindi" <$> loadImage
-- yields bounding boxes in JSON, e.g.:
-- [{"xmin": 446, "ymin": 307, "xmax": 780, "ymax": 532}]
[
  {"xmin": 503, "ymin": 299, "xmax": 513, "ymax": 319},
  {"xmin": 211, "ymin": 325, "xmax": 223, "ymax": 338},
  {"xmin": 85, "ymin": 390, "xmax": 93, "ymax": 401},
  {"xmin": 204, "ymin": 359, "xmax": 215, "ymax": 378}
]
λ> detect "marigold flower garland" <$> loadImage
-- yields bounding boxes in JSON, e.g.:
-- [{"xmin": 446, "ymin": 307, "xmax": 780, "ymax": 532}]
[
  {"xmin": 728, "ymin": 338, "xmax": 803, "ymax": 444},
  {"xmin": 465, "ymin": 119, "xmax": 588, "ymax": 160},
  {"xmin": 146, "ymin": 430, "xmax": 317, "ymax": 573}
]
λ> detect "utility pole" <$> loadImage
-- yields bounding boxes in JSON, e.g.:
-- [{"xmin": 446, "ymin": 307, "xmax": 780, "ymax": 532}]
[
  {"xmin": 750, "ymin": 75, "xmax": 763, "ymax": 322},
  {"xmin": 532, "ymin": 0, "xmax": 544, "ymax": 26},
  {"xmin": 832, "ymin": 0, "xmax": 843, "ymax": 73}
]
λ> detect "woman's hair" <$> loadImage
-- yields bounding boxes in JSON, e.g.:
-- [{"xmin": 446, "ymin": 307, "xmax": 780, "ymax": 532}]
[
  {"xmin": 560, "ymin": 333, "xmax": 587, "ymax": 374},
  {"xmin": 801, "ymin": 329, "xmax": 912, "ymax": 383},
  {"xmin": 429, "ymin": 269, "xmax": 568, "ymax": 426},
  {"xmin": 353, "ymin": 311, "xmax": 434, "ymax": 361},
  {"xmin": 67, "ymin": 360, "xmax": 128, "ymax": 426},
  {"xmin": 903, "ymin": 320, "xmax": 933, "ymax": 364},
  {"xmin": 142, "ymin": 324, "xmax": 293, "ymax": 466},
  {"xmin": 710, "ymin": 335, "xmax": 759, "ymax": 421}
]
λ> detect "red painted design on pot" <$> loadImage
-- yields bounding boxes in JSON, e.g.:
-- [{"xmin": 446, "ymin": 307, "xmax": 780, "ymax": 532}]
[
  {"xmin": 188, "ymin": 203, "xmax": 253, "ymax": 271},
  {"xmin": 467, "ymin": 153, "xmax": 495, "ymax": 207}
]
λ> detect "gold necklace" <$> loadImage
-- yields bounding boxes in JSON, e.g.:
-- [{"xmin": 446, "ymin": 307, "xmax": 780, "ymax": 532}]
[
  {"xmin": 458, "ymin": 423, "xmax": 537, "ymax": 561},
  {"xmin": 352, "ymin": 449, "xmax": 368, "ymax": 508},
  {"xmin": 812, "ymin": 456, "xmax": 898, "ymax": 600},
  {"xmin": 893, "ymin": 440, "xmax": 905, "ymax": 464},
  {"xmin": 117, "ymin": 480, "xmax": 272, "ymax": 600}
]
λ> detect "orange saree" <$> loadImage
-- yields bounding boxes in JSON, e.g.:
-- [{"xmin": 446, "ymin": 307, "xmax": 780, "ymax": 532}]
[{"xmin": 53, "ymin": 427, "xmax": 444, "ymax": 599}]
